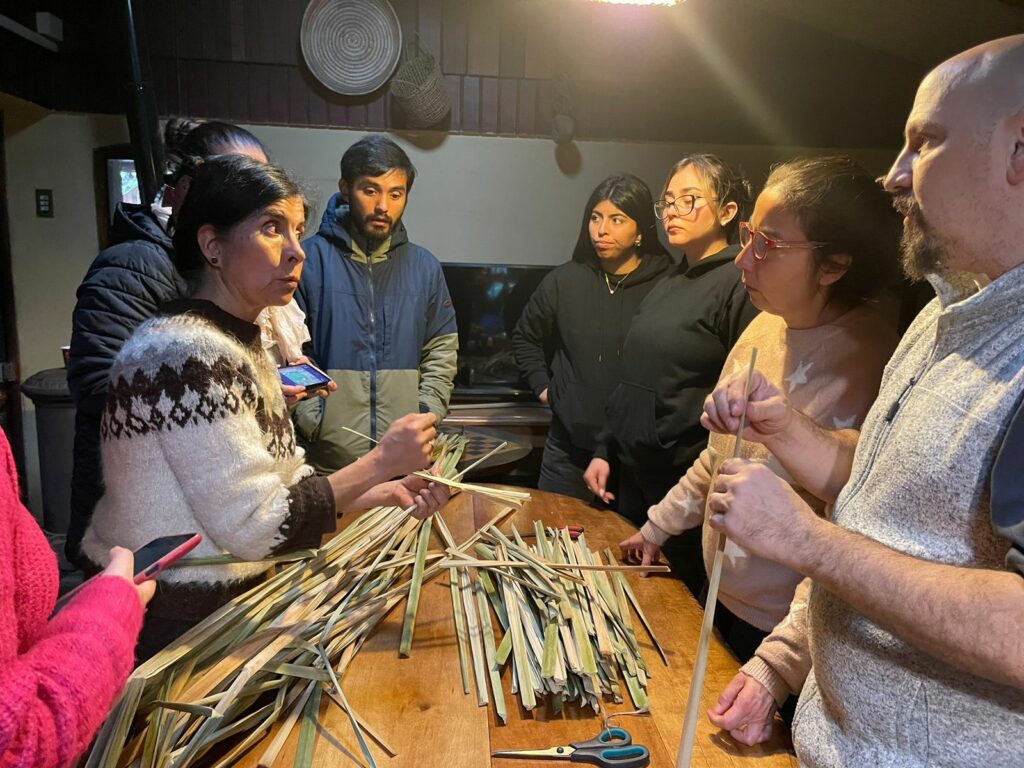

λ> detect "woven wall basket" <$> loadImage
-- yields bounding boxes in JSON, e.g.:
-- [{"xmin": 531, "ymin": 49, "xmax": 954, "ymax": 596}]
[
  {"xmin": 301, "ymin": 0, "xmax": 402, "ymax": 96},
  {"xmin": 390, "ymin": 47, "xmax": 451, "ymax": 128}
]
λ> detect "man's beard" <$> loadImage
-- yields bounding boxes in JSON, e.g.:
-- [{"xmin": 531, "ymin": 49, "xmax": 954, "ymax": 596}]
[
  {"xmin": 355, "ymin": 213, "xmax": 393, "ymax": 247},
  {"xmin": 893, "ymin": 192, "xmax": 949, "ymax": 281}
]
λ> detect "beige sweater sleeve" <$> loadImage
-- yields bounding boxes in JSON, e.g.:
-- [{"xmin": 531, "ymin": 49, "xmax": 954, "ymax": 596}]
[
  {"xmin": 640, "ymin": 446, "xmax": 717, "ymax": 546},
  {"xmin": 740, "ymin": 577, "xmax": 813, "ymax": 705}
]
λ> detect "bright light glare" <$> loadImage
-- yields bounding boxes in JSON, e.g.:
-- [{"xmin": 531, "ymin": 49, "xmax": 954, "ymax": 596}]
[{"xmin": 591, "ymin": 0, "xmax": 682, "ymax": 5}]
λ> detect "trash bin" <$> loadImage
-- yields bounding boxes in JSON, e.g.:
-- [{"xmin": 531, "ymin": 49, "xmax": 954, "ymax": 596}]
[{"xmin": 22, "ymin": 368, "xmax": 74, "ymax": 533}]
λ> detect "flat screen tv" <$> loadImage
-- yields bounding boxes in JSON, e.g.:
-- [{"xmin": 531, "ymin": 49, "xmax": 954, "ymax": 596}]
[{"xmin": 441, "ymin": 262, "xmax": 553, "ymax": 394}]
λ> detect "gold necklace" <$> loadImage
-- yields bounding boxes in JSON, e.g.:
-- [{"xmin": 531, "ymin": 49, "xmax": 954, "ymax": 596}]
[{"xmin": 603, "ymin": 259, "xmax": 641, "ymax": 295}]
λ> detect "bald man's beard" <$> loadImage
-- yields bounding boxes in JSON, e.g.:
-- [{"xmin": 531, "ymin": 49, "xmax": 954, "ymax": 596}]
[{"xmin": 893, "ymin": 193, "xmax": 950, "ymax": 281}]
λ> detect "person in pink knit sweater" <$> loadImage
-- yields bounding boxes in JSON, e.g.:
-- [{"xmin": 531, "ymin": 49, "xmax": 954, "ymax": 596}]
[
  {"xmin": 0, "ymin": 427, "xmax": 153, "ymax": 768},
  {"xmin": 619, "ymin": 156, "xmax": 902, "ymax": 687}
]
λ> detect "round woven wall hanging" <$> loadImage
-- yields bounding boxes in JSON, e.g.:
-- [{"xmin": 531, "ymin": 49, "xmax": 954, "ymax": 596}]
[{"xmin": 301, "ymin": 0, "xmax": 402, "ymax": 96}]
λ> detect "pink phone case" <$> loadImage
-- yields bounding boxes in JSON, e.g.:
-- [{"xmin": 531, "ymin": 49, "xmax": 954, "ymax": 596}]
[{"xmin": 133, "ymin": 533, "xmax": 203, "ymax": 584}]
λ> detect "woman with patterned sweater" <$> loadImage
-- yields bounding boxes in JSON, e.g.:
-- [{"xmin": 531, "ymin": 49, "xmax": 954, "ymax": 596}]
[
  {"xmin": 82, "ymin": 156, "xmax": 447, "ymax": 658},
  {"xmin": 619, "ymin": 156, "xmax": 902, "ymax": 675}
]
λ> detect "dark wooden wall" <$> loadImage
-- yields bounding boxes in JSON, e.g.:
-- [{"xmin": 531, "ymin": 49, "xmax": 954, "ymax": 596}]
[
  {"xmin": 143, "ymin": 0, "xmax": 573, "ymax": 139},
  {"xmin": 137, "ymin": 0, "xmax": 923, "ymax": 148},
  {"xmin": 3, "ymin": 0, "xmax": 935, "ymax": 148}
]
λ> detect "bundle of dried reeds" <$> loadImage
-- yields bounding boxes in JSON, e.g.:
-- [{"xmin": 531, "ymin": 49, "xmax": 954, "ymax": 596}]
[
  {"xmin": 87, "ymin": 434, "xmax": 482, "ymax": 768},
  {"xmin": 434, "ymin": 522, "xmax": 669, "ymax": 720},
  {"xmin": 86, "ymin": 435, "xmax": 665, "ymax": 767}
]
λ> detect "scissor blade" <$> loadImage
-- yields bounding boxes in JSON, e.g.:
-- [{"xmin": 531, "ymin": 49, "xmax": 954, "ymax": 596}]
[{"xmin": 492, "ymin": 746, "xmax": 573, "ymax": 759}]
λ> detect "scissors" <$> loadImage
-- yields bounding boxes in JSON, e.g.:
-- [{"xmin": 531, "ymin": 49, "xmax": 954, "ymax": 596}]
[{"xmin": 492, "ymin": 727, "xmax": 650, "ymax": 767}]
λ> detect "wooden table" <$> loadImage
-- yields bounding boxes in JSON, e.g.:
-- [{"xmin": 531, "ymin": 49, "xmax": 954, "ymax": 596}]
[{"xmin": 242, "ymin": 489, "xmax": 797, "ymax": 768}]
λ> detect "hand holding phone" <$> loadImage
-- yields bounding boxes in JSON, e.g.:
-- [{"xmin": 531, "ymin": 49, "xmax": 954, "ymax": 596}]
[
  {"xmin": 278, "ymin": 362, "xmax": 334, "ymax": 395},
  {"xmin": 130, "ymin": 533, "xmax": 202, "ymax": 583},
  {"xmin": 52, "ymin": 533, "xmax": 202, "ymax": 614}
]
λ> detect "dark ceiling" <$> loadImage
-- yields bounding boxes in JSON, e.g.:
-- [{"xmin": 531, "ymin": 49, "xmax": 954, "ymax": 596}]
[{"xmin": 0, "ymin": 0, "xmax": 1021, "ymax": 149}]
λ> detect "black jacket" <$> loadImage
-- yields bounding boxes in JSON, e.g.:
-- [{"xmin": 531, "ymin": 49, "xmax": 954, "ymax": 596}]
[
  {"xmin": 597, "ymin": 244, "xmax": 758, "ymax": 471},
  {"xmin": 512, "ymin": 253, "xmax": 671, "ymax": 452},
  {"xmin": 65, "ymin": 204, "xmax": 184, "ymax": 561},
  {"xmin": 68, "ymin": 204, "xmax": 185, "ymax": 408}
]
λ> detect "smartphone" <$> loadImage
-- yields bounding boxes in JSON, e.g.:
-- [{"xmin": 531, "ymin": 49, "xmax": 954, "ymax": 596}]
[
  {"xmin": 52, "ymin": 533, "xmax": 202, "ymax": 615},
  {"xmin": 278, "ymin": 362, "xmax": 333, "ymax": 394},
  {"xmin": 132, "ymin": 532, "xmax": 202, "ymax": 583}
]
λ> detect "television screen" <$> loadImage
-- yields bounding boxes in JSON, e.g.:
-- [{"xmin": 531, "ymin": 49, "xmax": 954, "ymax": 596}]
[
  {"xmin": 442, "ymin": 263, "xmax": 553, "ymax": 391},
  {"xmin": 106, "ymin": 158, "xmax": 141, "ymax": 222}
]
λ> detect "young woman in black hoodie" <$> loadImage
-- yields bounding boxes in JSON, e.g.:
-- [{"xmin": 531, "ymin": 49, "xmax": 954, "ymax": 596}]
[
  {"xmin": 513, "ymin": 175, "xmax": 672, "ymax": 501},
  {"xmin": 584, "ymin": 155, "xmax": 759, "ymax": 598}
]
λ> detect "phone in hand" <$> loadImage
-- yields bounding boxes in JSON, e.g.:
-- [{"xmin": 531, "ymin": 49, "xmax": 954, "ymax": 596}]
[
  {"xmin": 278, "ymin": 362, "xmax": 333, "ymax": 394},
  {"xmin": 52, "ymin": 533, "xmax": 202, "ymax": 615},
  {"xmin": 132, "ymin": 532, "xmax": 202, "ymax": 583}
]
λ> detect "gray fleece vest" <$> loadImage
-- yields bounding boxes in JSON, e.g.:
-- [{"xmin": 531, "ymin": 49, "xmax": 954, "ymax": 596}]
[{"xmin": 794, "ymin": 267, "xmax": 1024, "ymax": 768}]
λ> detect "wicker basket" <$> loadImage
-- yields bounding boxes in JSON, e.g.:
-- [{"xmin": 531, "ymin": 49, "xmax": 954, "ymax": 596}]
[{"xmin": 390, "ymin": 47, "xmax": 451, "ymax": 128}]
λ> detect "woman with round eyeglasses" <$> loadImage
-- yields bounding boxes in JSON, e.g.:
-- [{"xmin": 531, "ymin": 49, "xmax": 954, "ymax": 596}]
[
  {"xmin": 584, "ymin": 154, "xmax": 758, "ymax": 598},
  {"xmin": 620, "ymin": 155, "xmax": 901, "ymax": 724},
  {"xmin": 513, "ymin": 175, "xmax": 672, "ymax": 501}
]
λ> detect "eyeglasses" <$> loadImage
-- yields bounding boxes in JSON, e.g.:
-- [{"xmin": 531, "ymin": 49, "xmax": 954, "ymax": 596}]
[
  {"xmin": 739, "ymin": 221, "xmax": 830, "ymax": 261},
  {"xmin": 654, "ymin": 194, "xmax": 705, "ymax": 219}
]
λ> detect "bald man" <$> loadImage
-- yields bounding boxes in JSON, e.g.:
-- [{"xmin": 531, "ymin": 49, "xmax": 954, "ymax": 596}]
[{"xmin": 698, "ymin": 36, "xmax": 1024, "ymax": 766}]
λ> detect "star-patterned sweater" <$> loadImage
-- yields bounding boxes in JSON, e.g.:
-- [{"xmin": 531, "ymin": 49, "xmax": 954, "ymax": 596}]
[{"xmin": 641, "ymin": 305, "xmax": 897, "ymax": 631}]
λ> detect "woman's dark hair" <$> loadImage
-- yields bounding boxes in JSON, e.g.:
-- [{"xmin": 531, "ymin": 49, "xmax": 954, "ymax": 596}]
[
  {"xmin": 172, "ymin": 155, "xmax": 306, "ymax": 282},
  {"xmin": 572, "ymin": 174, "xmax": 670, "ymax": 263},
  {"xmin": 163, "ymin": 119, "xmax": 267, "ymax": 184},
  {"xmin": 764, "ymin": 155, "xmax": 901, "ymax": 308},
  {"xmin": 662, "ymin": 154, "xmax": 754, "ymax": 244},
  {"xmin": 340, "ymin": 134, "xmax": 417, "ymax": 191}
]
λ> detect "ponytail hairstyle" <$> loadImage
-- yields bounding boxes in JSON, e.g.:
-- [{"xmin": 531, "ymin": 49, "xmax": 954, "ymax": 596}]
[
  {"xmin": 163, "ymin": 119, "xmax": 268, "ymax": 185},
  {"xmin": 763, "ymin": 155, "xmax": 901, "ymax": 307},
  {"xmin": 661, "ymin": 154, "xmax": 754, "ymax": 244},
  {"xmin": 171, "ymin": 155, "xmax": 306, "ymax": 288}
]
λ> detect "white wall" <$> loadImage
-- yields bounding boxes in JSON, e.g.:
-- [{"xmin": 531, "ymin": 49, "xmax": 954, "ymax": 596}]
[
  {"xmin": 4, "ymin": 110, "xmax": 899, "ymax": 516},
  {"xmin": 258, "ymin": 124, "xmax": 898, "ymax": 266},
  {"xmin": 6, "ymin": 111, "xmax": 129, "ymax": 517}
]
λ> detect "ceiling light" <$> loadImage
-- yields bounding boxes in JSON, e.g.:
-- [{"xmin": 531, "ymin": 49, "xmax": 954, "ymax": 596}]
[{"xmin": 590, "ymin": 0, "xmax": 683, "ymax": 6}]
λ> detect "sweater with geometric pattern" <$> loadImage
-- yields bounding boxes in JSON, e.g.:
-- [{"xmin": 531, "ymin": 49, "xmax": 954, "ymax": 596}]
[{"xmin": 82, "ymin": 299, "xmax": 335, "ymax": 590}]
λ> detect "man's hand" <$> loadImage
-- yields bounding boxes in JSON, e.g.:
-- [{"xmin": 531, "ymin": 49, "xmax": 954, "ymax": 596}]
[
  {"xmin": 583, "ymin": 458, "xmax": 615, "ymax": 503},
  {"xmin": 618, "ymin": 531, "xmax": 662, "ymax": 577},
  {"xmin": 539, "ymin": 388, "xmax": 549, "ymax": 405},
  {"xmin": 701, "ymin": 370, "xmax": 793, "ymax": 444},
  {"xmin": 707, "ymin": 672, "xmax": 777, "ymax": 746},
  {"xmin": 102, "ymin": 546, "xmax": 156, "ymax": 607},
  {"xmin": 707, "ymin": 459, "xmax": 818, "ymax": 566},
  {"xmin": 374, "ymin": 413, "xmax": 438, "ymax": 477},
  {"xmin": 390, "ymin": 474, "xmax": 451, "ymax": 520}
]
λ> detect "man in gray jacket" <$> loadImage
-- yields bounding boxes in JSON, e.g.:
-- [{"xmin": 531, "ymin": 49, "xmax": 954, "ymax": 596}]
[{"xmin": 700, "ymin": 35, "xmax": 1024, "ymax": 766}]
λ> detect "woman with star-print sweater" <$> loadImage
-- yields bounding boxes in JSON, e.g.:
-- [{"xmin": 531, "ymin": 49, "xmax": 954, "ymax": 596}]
[{"xmin": 621, "ymin": 156, "xmax": 902, "ymax": 666}]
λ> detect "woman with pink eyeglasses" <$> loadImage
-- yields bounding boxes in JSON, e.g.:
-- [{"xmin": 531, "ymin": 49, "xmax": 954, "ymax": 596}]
[{"xmin": 620, "ymin": 155, "xmax": 901, "ymax": 723}]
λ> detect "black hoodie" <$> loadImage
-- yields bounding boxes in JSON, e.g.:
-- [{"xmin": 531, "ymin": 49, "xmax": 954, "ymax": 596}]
[
  {"xmin": 597, "ymin": 244, "xmax": 758, "ymax": 471},
  {"xmin": 512, "ymin": 252, "xmax": 672, "ymax": 452},
  {"xmin": 66, "ymin": 203, "xmax": 185, "ymax": 562}
]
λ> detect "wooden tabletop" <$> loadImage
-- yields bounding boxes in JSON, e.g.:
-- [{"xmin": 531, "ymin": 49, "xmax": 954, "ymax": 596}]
[{"xmin": 242, "ymin": 489, "xmax": 797, "ymax": 768}]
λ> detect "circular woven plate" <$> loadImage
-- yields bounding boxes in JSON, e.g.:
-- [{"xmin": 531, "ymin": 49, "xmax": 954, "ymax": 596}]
[{"xmin": 301, "ymin": 0, "xmax": 402, "ymax": 96}]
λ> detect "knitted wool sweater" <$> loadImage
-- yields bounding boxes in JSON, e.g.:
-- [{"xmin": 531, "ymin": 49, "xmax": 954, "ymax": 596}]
[
  {"xmin": 642, "ymin": 306, "xmax": 897, "ymax": 630},
  {"xmin": 745, "ymin": 267, "xmax": 1024, "ymax": 767},
  {"xmin": 82, "ymin": 300, "xmax": 336, "ymax": 589},
  {"xmin": 0, "ymin": 428, "xmax": 143, "ymax": 768}
]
